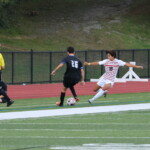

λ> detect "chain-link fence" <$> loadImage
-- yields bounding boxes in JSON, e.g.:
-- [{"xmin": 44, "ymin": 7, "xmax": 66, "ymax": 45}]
[{"xmin": 1, "ymin": 49, "xmax": 150, "ymax": 84}]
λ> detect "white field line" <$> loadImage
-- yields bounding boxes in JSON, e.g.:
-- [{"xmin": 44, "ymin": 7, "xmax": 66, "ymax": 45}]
[
  {"xmin": 1, "ymin": 129, "xmax": 150, "ymax": 132},
  {"xmin": 0, "ymin": 123, "xmax": 150, "ymax": 125},
  {"xmin": 50, "ymin": 143, "xmax": 150, "ymax": 150},
  {"xmin": 0, "ymin": 103, "xmax": 150, "ymax": 120},
  {"xmin": 1, "ymin": 144, "xmax": 150, "ymax": 150},
  {"xmin": 0, "ymin": 136, "xmax": 150, "ymax": 139}
]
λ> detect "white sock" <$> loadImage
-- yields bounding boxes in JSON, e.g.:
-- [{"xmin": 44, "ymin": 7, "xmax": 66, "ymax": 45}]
[
  {"xmin": 90, "ymin": 89, "xmax": 105, "ymax": 102},
  {"xmin": 98, "ymin": 89, "xmax": 107, "ymax": 93}
]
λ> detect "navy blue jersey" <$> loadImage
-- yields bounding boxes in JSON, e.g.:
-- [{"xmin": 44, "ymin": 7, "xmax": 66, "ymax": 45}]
[{"xmin": 61, "ymin": 55, "xmax": 83, "ymax": 81}]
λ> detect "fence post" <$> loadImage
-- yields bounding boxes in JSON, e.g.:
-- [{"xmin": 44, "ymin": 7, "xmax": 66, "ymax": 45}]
[
  {"xmin": 49, "ymin": 52, "xmax": 52, "ymax": 83},
  {"xmin": 101, "ymin": 50, "xmax": 104, "ymax": 76},
  {"xmin": 30, "ymin": 49, "xmax": 33, "ymax": 84},
  {"xmin": 132, "ymin": 50, "xmax": 135, "ymax": 61},
  {"xmin": 84, "ymin": 51, "xmax": 87, "ymax": 81},
  {"xmin": 11, "ymin": 52, "xmax": 14, "ymax": 84},
  {"xmin": 148, "ymin": 50, "xmax": 150, "ymax": 78}
]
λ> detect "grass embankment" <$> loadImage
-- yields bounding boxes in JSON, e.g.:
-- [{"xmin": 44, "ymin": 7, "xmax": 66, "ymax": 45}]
[{"xmin": 0, "ymin": 0, "xmax": 149, "ymax": 51}]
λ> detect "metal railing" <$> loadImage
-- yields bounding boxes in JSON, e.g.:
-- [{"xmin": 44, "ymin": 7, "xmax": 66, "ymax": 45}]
[{"xmin": 1, "ymin": 49, "xmax": 150, "ymax": 84}]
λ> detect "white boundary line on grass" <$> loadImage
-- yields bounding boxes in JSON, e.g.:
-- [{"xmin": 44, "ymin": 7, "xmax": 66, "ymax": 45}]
[{"xmin": 0, "ymin": 103, "xmax": 150, "ymax": 120}]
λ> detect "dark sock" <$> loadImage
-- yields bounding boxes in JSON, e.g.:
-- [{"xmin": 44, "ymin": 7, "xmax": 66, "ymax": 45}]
[
  {"xmin": 60, "ymin": 92, "xmax": 65, "ymax": 105},
  {"xmin": 70, "ymin": 86, "xmax": 77, "ymax": 98}
]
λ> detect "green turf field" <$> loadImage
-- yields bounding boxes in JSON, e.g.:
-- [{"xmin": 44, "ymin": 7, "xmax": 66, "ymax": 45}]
[
  {"xmin": 0, "ymin": 92, "xmax": 150, "ymax": 112},
  {"xmin": 0, "ymin": 92, "xmax": 150, "ymax": 150}
]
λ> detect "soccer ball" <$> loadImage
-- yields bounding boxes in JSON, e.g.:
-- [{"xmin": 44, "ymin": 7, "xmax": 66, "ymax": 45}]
[{"xmin": 67, "ymin": 97, "xmax": 76, "ymax": 106}]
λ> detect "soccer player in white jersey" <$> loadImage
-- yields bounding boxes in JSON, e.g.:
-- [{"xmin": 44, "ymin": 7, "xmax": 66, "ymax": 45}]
[{"xmin": 84, "ymin": 50, "xmax": 143, "ymax": 103}]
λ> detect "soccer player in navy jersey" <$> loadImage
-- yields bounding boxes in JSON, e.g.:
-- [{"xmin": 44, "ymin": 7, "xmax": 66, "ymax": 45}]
[
  {"xmin": 84, "ymin": 50, "xmax": 143, "ymax": 103},
  {"xmin": 51, "ymin": 47, "xmax": 85, "ymax": 106},
  {"xmin": 0, "ymin": 81, "xmax": 14, "ymax": 107}
]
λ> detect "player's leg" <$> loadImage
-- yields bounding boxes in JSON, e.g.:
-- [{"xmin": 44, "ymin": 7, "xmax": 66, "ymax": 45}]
[
  {"xmin": 0, "ymin": 97, "xmax": 7, "ymax": 103},
  {"xmin": 69, "ymin": 86, "xmax": 80, "ymax": 101},
  {"xmin": 57, "ymin": 78, "xmax": 69, "ymax": 106},
  {"xmin": 0, "ymin": 71, "xmax": 1, "ymax": 81},
  {"xmin": 59, "ymin": 86, "xmax": 67, "ymax": 106},
  {"xmin": 0, "ymin": 89, "xmax": 14, "ymax": 107},
  {"xmin": 88, "ymin": 80, "xmax": 111, "ymax": 103},
  {"xmin": 69, "ymin": 86, "xmax": 77, "ymax": 97},
  {"xmin": 97, "ymin": 89, "xmax": 108, "ymax": 98},
  {"xmin": 103, "ymin": 91, "xmax": 107, "ymax": 97},
  {"xmin": 102, "ymin": 79, "xmax": 114, "ymax": 98},
  {"xmin": 93, "ymin": 84, "xmax": 101, "ymax": 92},
  {"xmin": 1, "ymin": 81, "xmax": 7, "ymax": 91},
  {"xmin": 69, "ymin": 81, "xmax": 80, "ymax": 101},
  {"xmin": 0, "ymin": 81, "xmax": 14, "ymax": 106},
  {"xmin": 0, "ymin": 96, "xmax": 13, "ymax": 106}
]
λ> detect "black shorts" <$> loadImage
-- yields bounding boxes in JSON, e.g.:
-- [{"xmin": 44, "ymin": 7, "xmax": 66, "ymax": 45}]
[{"xmin": 63, "ymin": 77, "xmax": 80, "ymax": 88}]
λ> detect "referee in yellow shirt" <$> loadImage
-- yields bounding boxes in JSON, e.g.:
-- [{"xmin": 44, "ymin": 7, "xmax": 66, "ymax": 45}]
[{"xmin": 0, "ymin": 53, "xmax": 5, "ymax": 81}]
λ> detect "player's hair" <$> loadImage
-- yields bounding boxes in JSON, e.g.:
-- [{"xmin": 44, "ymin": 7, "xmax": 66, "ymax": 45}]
[
  {"xmin": 67, "ymin": 47, "xmax": 75, "ymax": 53},
  {"xmin": 106, "ymin": 50, "xmax": 116, "ymax": 58}
]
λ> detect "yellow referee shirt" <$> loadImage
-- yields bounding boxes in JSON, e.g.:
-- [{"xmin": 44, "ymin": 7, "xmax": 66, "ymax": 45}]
[{"xmin": 0, "ymin": 53, "xmax": 5, "ymax": 70}]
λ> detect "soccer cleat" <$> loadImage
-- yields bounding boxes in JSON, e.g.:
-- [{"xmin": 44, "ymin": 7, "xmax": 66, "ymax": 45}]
[
  {"xmin": 7, "ymin": 100, "xmax": 14, "ymax": 107},
  {"xmin": 103, "ymin": 92, "xmax": 107, "ymax": 98},
  {"xmin": 88, "ymin": 99, "xmax": 92, "ymax": 104},
  {"xmin": 75, "ymin": 98, "xmax": 79, "ymax": 102}
]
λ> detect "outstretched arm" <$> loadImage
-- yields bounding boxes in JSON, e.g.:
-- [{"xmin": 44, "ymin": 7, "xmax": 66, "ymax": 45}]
[
  {"xmin": 125, "ymin": 63, "xmax": 143, "ymax": 69},
  {"xmin": 84, "ymin": 62, "xmax": 99, "ymax": 66},
  {"xmin": 51, "ymin": 63, "xmax": 64, "ymax": 75},
  {"xmin": 80, "ymin": 68, "xmax": 85, "ymax": 85}
]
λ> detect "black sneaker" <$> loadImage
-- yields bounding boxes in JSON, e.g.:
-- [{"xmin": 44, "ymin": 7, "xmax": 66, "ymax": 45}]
[
  {"xmin": 7, "ymin": 100, "xmax": 14, "ymax": 107},
  {"xmin": 88, "ymin": 99, "xmax": 92, "ymax": 104},
  {"xmin": 103, "ymin": 92, "xmax": 107, "ymax": 98}
]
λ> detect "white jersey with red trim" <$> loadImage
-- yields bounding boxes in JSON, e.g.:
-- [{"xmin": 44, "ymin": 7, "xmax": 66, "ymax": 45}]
[{"xmin": 98, "ymin": 59, "xmax": 126, "ymax": 82}]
